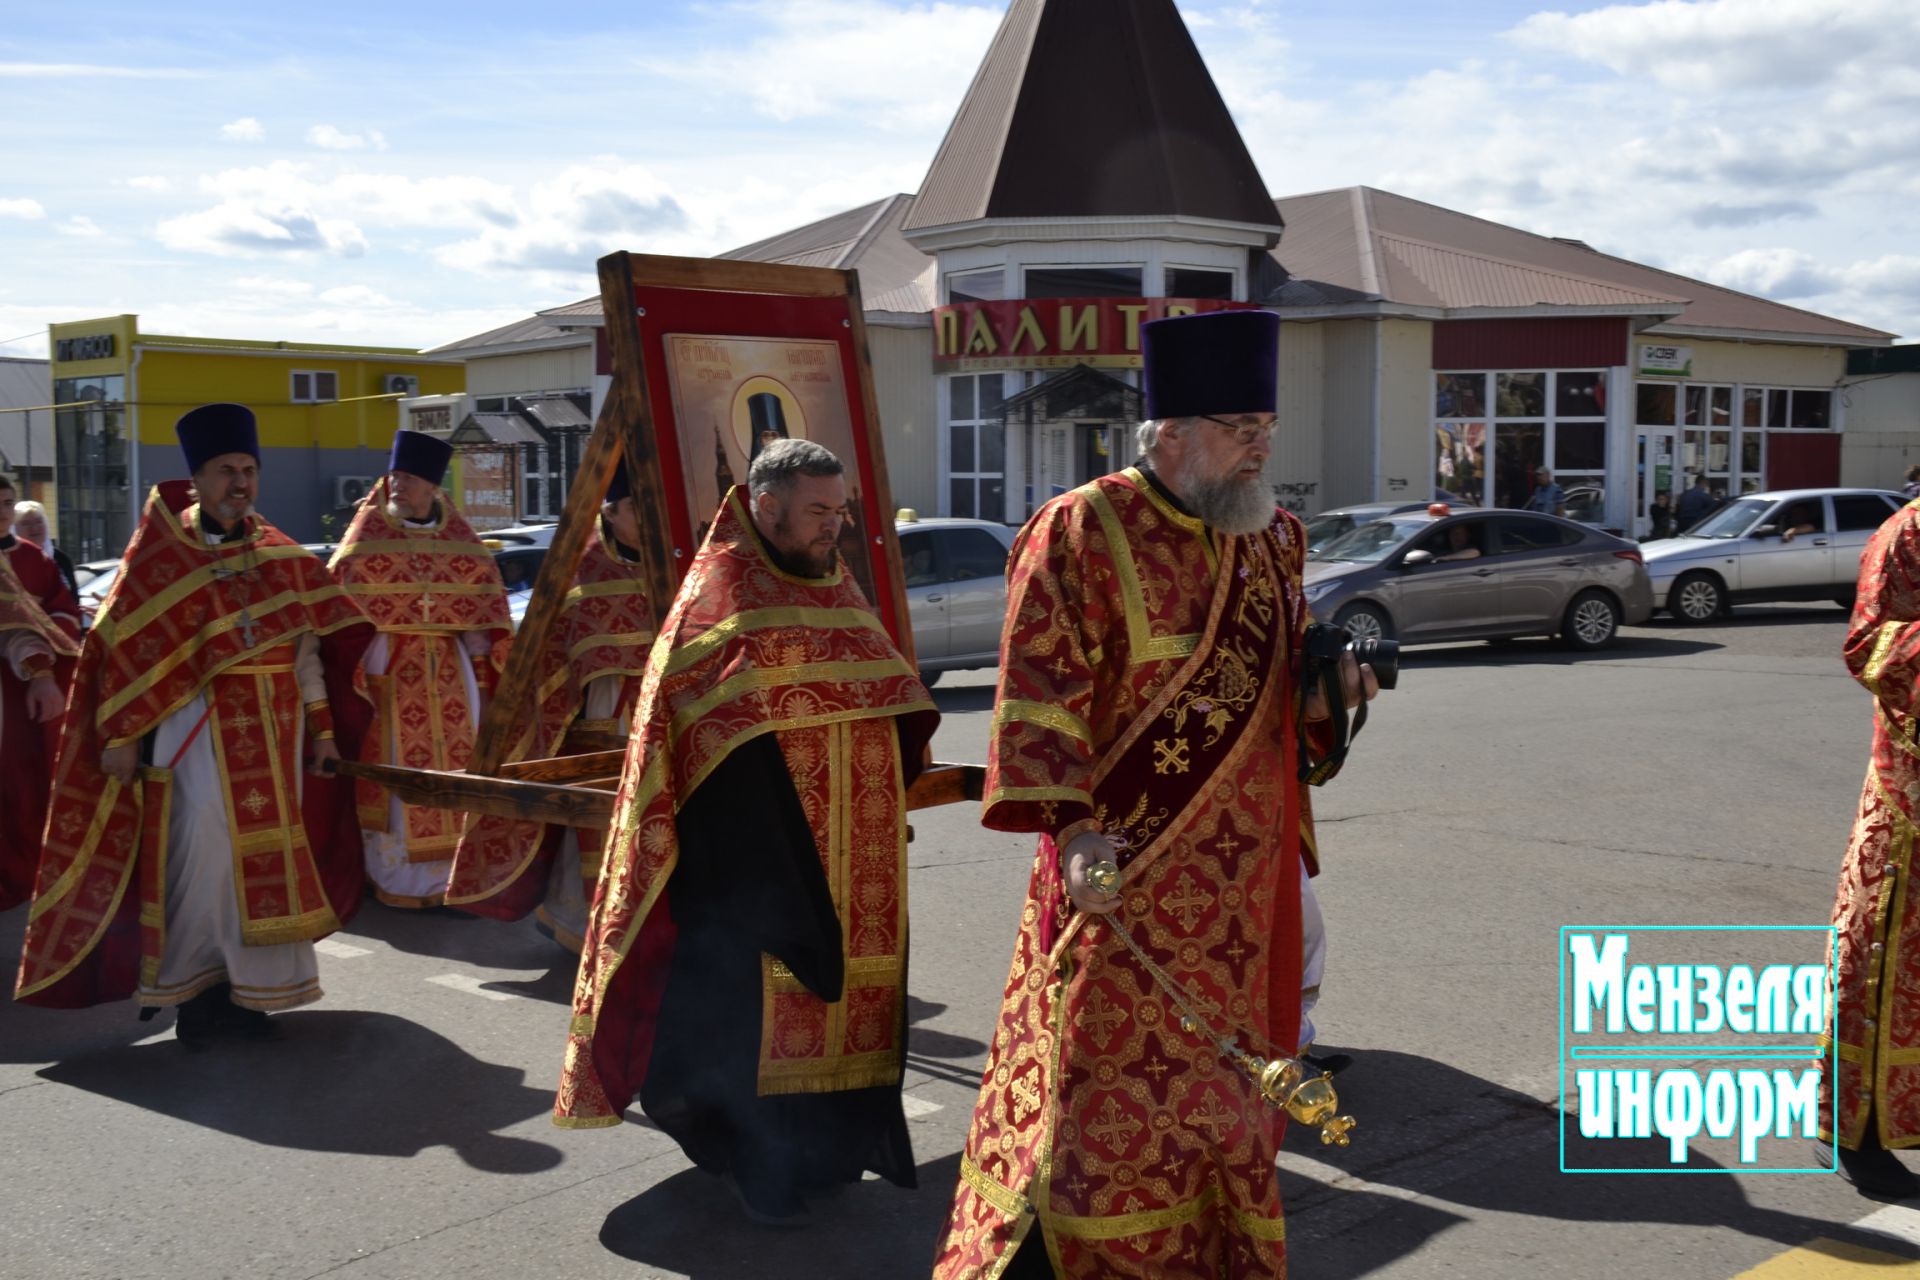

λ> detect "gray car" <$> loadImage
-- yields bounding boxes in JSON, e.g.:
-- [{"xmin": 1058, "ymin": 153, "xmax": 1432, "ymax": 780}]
[
  {"xmin": 896, "ymin": 516, "xmax": 1016, "ymax": 684},
  {"xmin": 1642, "ymin": 487, "xmax": 1906, "ymax": 623},
  {"xmin": 1305, "ymin": 501, "xmax": 1468, "ymax": 555},
  {"xmin": 1303, "ymin": 509, "xmax": 1653, "ymax": 650}
]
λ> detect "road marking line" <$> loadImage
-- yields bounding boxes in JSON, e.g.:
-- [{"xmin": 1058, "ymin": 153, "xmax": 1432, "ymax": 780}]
[
  {"xmin": 1854, "ymin": 1203, "xmax": 1920, "ymax": 1250},
  {"xmin": 315, "ymin": 939, "xmax": 372, "ymax": 958},
  {"xmin": 425, "ymin": 973, "xmax": 514, "ymax": 1002},
  {"xmin": 1730, "ymin": 1205, "xmax": 1920, "ymax": 1277},
  {"xmin": 901, "ymin": 1094, "xmax": 943, "ymax": 1118}
]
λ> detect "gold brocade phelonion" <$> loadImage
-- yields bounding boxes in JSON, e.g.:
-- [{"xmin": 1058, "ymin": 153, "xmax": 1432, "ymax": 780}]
[{"xmin": 1085, "ymin": 858, "xmax": 1357, "ymax": 1147}]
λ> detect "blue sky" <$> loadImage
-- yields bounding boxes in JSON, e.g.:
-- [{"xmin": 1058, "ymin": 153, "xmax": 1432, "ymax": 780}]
[{"xmin": 3, "ymin": 0, "xmax": 1916, "ymax": 357}]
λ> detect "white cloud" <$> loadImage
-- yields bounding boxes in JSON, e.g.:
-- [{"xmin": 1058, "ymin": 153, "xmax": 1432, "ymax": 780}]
[
  {"xmin": 125, "ymin": 175, "xmax": 172, "ymax": 192},
  {"xmin": 318, "ymin": 284, "xmax": 397, "ymax": 307},
  {"xmin": 437, "ymin": 159, "xmax": 690, "ymax": 275},
  {"xmin": 1510, "ymin": 0, "xmax": 1920, "ymax": 93},
  {"xmin": 156, "ymin": 201, "xmax": 369, "ymax": 258},
  {"xmin": 56, "ymin": 216, "xmax": 104, "ymax": 238},
  {"xmin": 307, "ymin": 124, "xmax": 388, "ymax": 152},
  {"xmin": 0, "ymin": 62, "xmax": 201, "ymax": 79},
  {"xmin": 639, "ymin": 0, "xmax": 1002, "ymax": 128},
  {"xmin": 220, "ymin": 117, "xmax": 266, "ymax": 143},
  {"xmin": 0, "ymin": 198, "xmax": 45, "ymax": 220},
  {"xmin": 231, "ymin": 275, "xmax": 316, "ymax": 296}
]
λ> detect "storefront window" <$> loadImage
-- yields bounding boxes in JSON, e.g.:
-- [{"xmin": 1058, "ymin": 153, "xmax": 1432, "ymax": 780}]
[
  {"xmin": 947, "ymin": 372, "xmax": 1007, "ymax": 520},
  {"xmin": 1636, "ymin": 382, "xmax": 1676, "ymax": 426},
  {"xmin": 1555, "ymin": 421, "xmax": 1605, "ymax": 472},
  {"xmin": 1435, "ymin": 373, "xmax": 1486, "ymax": 418},
  {"xmin": 1439, "ymin": 370, "xmax": 1607, "ymax": 518},
  {"xmin": 1022, "ymin": 266, "xmax": 1143, "ymax": 299},
  {"xmin": 51, "ymin": 374, "xmax": 129, "ymax": 561},
  {"xmin": 1496, "ymin": 372, "xmax": 1546, "ymax": 417},
  {"xmin": 1165, "ymin": 267, "xmax": 1234, "ymax": 300},
  {"xmin": 1494, "ymin": 422, "xmax": 1545, "ymax": 509},
  {"xmin": 947, "ymin": 269, "xmax": 1004, "ymax": 304},
  {"xmin": 1433, "ymin": 422, "xmax": 1485, "ymax": 505},
  {"xmin": 1556, "ymin": 372, "xmax": 1605, "ymax": 417}
]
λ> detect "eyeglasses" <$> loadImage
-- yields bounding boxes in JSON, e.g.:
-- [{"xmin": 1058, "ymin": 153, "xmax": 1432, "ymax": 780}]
[{"xmin": 1198, "ymin": 415, "xmax": 1279, "ymax": 446}]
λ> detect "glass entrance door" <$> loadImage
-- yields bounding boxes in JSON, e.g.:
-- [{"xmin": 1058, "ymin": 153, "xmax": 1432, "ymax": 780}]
[{"xmin": 1634, "ymin": 428, "xmax": 1677, "ymax": 539}]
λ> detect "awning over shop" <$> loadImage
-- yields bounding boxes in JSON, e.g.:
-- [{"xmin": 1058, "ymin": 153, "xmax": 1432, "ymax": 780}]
[
  {"xmin": 451, "ymin": 413, "xmax": 545, "ymax": 446},
  {"xmin": 997, "ymin": 364, "xmax": 1143, "ymax": 426}
]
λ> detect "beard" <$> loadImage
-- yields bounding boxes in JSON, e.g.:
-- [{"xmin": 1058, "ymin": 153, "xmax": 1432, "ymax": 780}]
[
  {"xmin": 770, "ymin": 515, "xmax": 840, "ymax": 578},
  {"xmin": 1174, "ymin": 460, "xmax": 1274, "ymax": 535},
  {"xmin": 207, "ymin": 497, "xmax": 255, "ymax": 527}
]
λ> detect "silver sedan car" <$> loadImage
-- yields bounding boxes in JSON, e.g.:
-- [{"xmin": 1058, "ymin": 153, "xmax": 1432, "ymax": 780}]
[
  {"xmin": 1642, "ymin": 487, "xmax": 1906, "ymax": 623},
  {"xmin": 1304, "ymin": 509, "xmax": 1654, "ymax": 650},
  {"xmin": 896, "ymin": 516, "xmax": 1016, "ymax": 684}
]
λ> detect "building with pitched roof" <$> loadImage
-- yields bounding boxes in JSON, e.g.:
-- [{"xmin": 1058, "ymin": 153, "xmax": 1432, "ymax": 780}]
[
  {"xmin": 0, "ymin": 357, "xmax": 53, "ymax": 505},
  {"xmin": 434, "ymin": 0, "xmax": 1905, "ymax": 536}
]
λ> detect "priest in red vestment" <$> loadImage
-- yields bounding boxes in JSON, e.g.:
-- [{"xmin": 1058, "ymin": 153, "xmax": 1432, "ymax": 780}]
[
  {"xmin": 0, "ymin": 471, "xmax": 83, "ymax": 908},
  {"xmin": 554, "ymin": 439, "xmax": 937, "ymax": 1227},
  {"xmin": 0, "ymin": 548, "xmax": 78, "ymax": 909},
  {"xmin": 330, "ymin": 429, "xmax": 512, "ymax": 909},
  {"xmin": 1820, "ymin": 496, "xmax": 1920, "ymax": 1198},
  {"xmin": 14, "ymin": 404, "xmax": 372, "ymax": 1040},
  {"xmin": 446, "ymin": 466, "xmax": 655, "ymax": 949},
  {"xmin": 934, "ymin": 311, "xmax": 1375, "ymax": 1279}
]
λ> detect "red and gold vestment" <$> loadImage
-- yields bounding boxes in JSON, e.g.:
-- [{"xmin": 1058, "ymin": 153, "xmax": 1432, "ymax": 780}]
[
  {"xmin": 1824, "ymin": 498, "xmax": 1920, "ymax": 1148},
  {"xmin": 15, "ymin": 484, "xmax": 370, "ymax": 1008},
  {"xmin": 329, "ymin": 481, "xmax": 511, "ymax": 865},
  {"xmin": 554, "ymin": 487, "xmax": 936, "ymax": 1129},
  {"xmin": 447, "ymin": 520, "xmax": 655, "ymax": 923},
  {"xmin": 934, "ymin": 467, "xmax": 1318, "ymax": 1280},
  {"xmin": 0, "ymin": 552, "xmax": 79, "ymax": 908}
]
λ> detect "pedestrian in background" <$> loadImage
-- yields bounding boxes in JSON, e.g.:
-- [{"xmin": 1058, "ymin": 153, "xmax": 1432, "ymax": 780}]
[{"xmin": 10, "ymin": 501, "xmax": 80, "ymax": 606}]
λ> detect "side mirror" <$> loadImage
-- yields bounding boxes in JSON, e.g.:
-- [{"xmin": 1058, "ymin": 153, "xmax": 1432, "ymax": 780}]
[
  {"xmin": 1402, "ymin": 549, "xmax": 1435, "ymax": 567},
  {"xmin": 1751, "ymin": 523, "xmax": 1779, "ymax": 538}
]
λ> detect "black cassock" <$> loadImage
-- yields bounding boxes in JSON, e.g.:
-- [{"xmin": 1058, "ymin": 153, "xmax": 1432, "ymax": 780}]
[{"xmin": 640, "ymin": 728, "xmax": 925, "ymax": 1210}]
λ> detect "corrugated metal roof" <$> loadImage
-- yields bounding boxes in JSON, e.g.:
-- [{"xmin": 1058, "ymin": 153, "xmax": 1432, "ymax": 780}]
[
  {"xmin": 904, "ymin": 0, "xmax": 1281, "ymax": 234},
  {"xmin": 455, "ymin": 413, "xmax": 545, "ymax": 445},
  {"xmin": 425, "ymin": 313, "xmax": 576, "ymax": 356},
  {"xmin": 1269, "ymin": 186, "xmax": 1893, "ymax": 341},
  {"xmin": 535, "ymin": 297, "xmax": 601, "ymax": 320},
  {"xmin": 518, "ymin": 397, "xmax": 591, "ymax": 430},
  {"xmin": 0, "ymin": 358, "xmax": 52, "ymax": 472},
  {"xmin": 1376, "ymin": 234, "xmax": 1682, "ymax": 310},
  {"xmin": 866, "ymin": 267, "xmax": 938, "ymax": 314}
]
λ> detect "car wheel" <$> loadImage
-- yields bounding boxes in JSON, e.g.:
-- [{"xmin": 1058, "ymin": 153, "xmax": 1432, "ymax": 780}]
[
  {"xmin": 1333, "ymin": 602, "xmax": 1394, "ymax": 643},
  {"xmin": 1834, "ymin": 588, "xmax": 1857, "ymax": 611},
  {"xmin": 918, "ymin": 668, "xmax": 943, "ymax": 688},
  {"xmin": 1562, "ymin": 589, "xmax": 1621, "ymax": 651},
  {"xmin": 1669, "ymin": 572, "xmax": 1725, "ymax": 624}
]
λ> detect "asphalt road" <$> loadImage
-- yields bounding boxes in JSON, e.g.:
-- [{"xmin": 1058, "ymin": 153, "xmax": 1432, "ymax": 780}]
[{"xmin": 4, "ymin": 601, "xmax": 1914, "ymax": 1280}]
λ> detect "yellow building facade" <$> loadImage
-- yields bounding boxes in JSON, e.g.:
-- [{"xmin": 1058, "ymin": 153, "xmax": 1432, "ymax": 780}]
[{"xmin": 47, "ymin": 315, "xmax": 462, "ymax": 558}]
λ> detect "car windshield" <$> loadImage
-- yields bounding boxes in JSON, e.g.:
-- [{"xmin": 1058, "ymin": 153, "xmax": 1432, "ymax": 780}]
[
  {"xmin": 1302, "ymin": 514, "xmax": 1350, "ymax": 551},
  {"xmin": 1687, "ymin": 497, "xmax": 1772, "ymax": 538},
  {"xmin": 1315, "ymin": 517, "xmax": 1428, "ymax": 563}
]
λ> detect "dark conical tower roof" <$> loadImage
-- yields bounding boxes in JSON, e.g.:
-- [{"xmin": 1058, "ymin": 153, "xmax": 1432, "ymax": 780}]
[{"xmin": 903, "ymin": 0, "xmax": 1281, "ymax": 237}]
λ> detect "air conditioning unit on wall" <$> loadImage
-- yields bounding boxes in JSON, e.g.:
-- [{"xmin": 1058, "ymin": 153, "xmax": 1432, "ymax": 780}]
[
  {"xmin": 331, "ymin": 475, "xmax": 376, "ymax": 508},
  {"xmin": 384, "ymin": 374, "xmax": 420, "ymax": 396}
]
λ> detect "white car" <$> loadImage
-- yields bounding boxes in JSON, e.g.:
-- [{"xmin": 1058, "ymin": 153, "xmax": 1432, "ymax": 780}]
[
  {"xmin": 895, "ymin": 516, "xmax": 1015, "ymax": 685},
  {"xmin": 1642, "ymin": 487, "xmax": 1906, "ymax": 622}
]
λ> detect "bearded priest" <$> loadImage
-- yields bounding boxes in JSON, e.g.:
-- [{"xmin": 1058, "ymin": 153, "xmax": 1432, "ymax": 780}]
[
  {"xmin": 330, "ymin": 429, "xmax": 512, "ymax": 909},
  {"xmin": 932, "ymin": 310, "xmax": 1377, "ymax": 1279},
  {"xmin": 14, "ymin": 404, "xmax": 372, "ymax": 1039},
  {"xmin": 553, "ymin": 439, "xmax": 937, "ymax": 1228}
]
